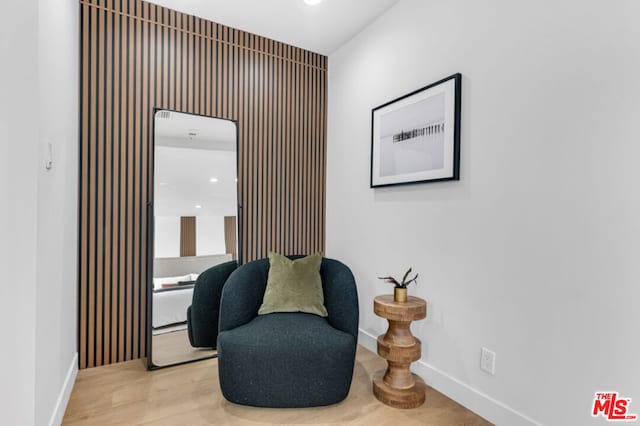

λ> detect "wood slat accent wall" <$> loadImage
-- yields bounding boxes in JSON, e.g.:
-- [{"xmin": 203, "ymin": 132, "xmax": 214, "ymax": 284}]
[
  {"xmin": 79, "ymin": 0, "xmax": 327, "ymax": 368},
  {"xmin": 179, "ymin": 216, "xmax": 196, "ymax": 257}
]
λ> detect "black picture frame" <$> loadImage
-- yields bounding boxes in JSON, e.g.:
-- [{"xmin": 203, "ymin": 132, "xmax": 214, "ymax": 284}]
[{"xmin": 370, "ymin": 73, "xmax": 461, "ymax": 188}]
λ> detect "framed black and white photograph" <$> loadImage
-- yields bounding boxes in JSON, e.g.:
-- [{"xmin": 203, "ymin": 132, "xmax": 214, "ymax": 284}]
[{"xmin": 370, "ymin": 73, "xmax": 461, "ymax": 188}]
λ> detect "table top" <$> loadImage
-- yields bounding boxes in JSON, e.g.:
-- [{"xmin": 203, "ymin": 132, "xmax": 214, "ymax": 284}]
[{"xmin": 374, "ymin": 295, "xmax": 427, "ymax": 321}]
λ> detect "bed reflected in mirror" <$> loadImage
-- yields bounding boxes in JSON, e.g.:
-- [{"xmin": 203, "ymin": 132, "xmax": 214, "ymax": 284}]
[{"xmin": 148, "ymin": 109, "xmax": 238, "ymax": 368}]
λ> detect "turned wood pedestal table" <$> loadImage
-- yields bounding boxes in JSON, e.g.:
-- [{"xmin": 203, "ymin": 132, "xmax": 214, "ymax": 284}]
[{"xmin": 372, "ymin": 295, "xmax": 427, "ymax": 409}]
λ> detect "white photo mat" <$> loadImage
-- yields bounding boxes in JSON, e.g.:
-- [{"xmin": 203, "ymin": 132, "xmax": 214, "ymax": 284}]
[{"xmin": 371, "ymin": 74, "xmax": 461, "ymax": 187}]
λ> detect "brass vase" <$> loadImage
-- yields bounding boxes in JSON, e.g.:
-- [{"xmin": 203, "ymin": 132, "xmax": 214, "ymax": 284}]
[{"xmin": 394, "ymin": 287, "xmax": 407, "ymax": 303}]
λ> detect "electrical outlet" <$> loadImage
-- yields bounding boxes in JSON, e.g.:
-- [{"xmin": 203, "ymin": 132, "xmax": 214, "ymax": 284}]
[{"xmin": 480, "ymin": 347, "xmax": 496, "ymax": 375}]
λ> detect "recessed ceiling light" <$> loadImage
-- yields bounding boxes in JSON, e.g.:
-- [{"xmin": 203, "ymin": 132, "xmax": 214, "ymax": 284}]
[
  {"xmin": 195, "ymin": 205, "xmax": 202, "ymax": 209},
  {"xmin": 209, "ymin": 177, "xmax": 219, "ymax": 183},
  {"xmin": 304, "ymin": 0, "xmax": 322, "ymax": 5}
]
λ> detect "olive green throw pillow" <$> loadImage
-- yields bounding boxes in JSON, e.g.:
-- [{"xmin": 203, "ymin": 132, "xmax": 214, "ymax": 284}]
[{"xmin": 258, "ymin": 252, "xmax": 328, "ymax": 317}]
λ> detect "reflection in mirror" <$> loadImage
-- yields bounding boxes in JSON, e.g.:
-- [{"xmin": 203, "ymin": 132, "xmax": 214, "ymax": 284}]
[{"xmin": 149, "ymin": 110, "xmax": 237, "ymax": 368}]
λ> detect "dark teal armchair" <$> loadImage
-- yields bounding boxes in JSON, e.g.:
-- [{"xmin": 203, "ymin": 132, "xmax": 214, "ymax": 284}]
[
  {"xmin": 217, "ymin": 256, "xmax": 359, "ymax": 407},
  {"xmin": 187, "ymin": 260, "xmax": 238, "ymax": 348}
]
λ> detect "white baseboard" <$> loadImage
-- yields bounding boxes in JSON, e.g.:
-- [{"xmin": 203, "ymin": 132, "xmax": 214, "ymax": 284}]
[
  {"xmin": 49, "ymin": 352, "xmax": 78, "ymax": 426},
  {"xmin": 358, "ymin": 330, "xmax": 541, "ymax": 426}
]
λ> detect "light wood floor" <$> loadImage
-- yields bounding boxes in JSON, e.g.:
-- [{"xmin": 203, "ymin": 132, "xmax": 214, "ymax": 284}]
[
  {"xmin": 63, "ymin": 345, "xmax": 492, "ymax": 425},
  {"xmin": 152, "ymin": 329, "xmax": 216, "ymax": 366}
]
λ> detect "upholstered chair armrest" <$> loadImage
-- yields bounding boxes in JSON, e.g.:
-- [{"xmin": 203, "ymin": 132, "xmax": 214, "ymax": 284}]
[
  {"xmin": 321, "ymin": 258, "xmax": 359, "ymax": 339},
  {"xmin": 191, "ymin": 260, "xmax": 238, "ymax": 314},
  {"xmin": 218, "ymin": 258, "xmax": 270, "ymax": 332},
  {"xmin": 188, "ymin": 260, "xmax": 238, "ymax": 347}
]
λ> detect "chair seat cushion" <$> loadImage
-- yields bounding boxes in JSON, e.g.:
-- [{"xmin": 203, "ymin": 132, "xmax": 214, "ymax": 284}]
[{"xmin": 217, "ymin": 312, "xmax": 356, "ymax": 407}]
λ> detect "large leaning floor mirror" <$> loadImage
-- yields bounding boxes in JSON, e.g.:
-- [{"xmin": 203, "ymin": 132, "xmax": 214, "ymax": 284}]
[{"xmin": 147, "ymin": 109, "xmax": 239, "ymax": 369}]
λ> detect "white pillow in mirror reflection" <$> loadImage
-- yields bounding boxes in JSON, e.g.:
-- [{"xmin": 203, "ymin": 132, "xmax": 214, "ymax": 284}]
[{"xmin": 153, "ymin": 274, "xmax": 192, "ymax": 290}]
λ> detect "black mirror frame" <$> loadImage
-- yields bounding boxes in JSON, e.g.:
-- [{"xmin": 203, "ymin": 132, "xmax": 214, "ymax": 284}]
[{"xmin": 146, "ymin": 107, "xmax": 242, "ymax": 370}]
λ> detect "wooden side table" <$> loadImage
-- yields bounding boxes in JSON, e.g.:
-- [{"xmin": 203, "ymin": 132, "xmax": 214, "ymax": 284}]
[{"xmin": 373, "ymin": 295, "xmax": 427, "ymax": 409}]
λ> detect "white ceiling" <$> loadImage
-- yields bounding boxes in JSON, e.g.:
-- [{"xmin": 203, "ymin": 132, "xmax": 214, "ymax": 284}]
[
  {"xmin": 155, "ymin": 111, "xmax": 237, "ymax": 217},
  {"xmin": 144, "ymin": 0, "xmax": 401, "ymax": 55},
  {"xmin": 155, "ymin": 110, "xmax": 236, "ymax": 151},
  {"xmin": 155, "ymin": 146, "xmax": 237, "ymax": 217}
]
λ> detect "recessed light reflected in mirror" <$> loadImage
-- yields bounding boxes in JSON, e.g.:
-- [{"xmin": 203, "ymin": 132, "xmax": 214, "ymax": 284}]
[
  {"xmin": 209, "ymin": 177, "xmax": 219, "ymax": 183},
  {"xmin": 195, "ymin": 205, "xmax": 202, "ymax": 209},
  {"xmin": 304, "ymin": 0, "xmax": 322, "ymax": 5}
]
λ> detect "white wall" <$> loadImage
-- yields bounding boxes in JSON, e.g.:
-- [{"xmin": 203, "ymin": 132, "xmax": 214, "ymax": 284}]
[
  {"xmin": 0, "ymin": 0, "xmax": 78, "ymax": 425},
  {"xmin": 155, "ymin": 217, "xmax": 181, "ymax": 258},
  {"xmin": 0, "ymin": 1, "xmax": 39, "ymax": 424},
  {"xmin": 35, "ymin": 0, "xmax": 79, "ymax": 424},
  {"xmin": 196, "ymin": 216, "xmax": 226, "ymax": 256},
  {"xmin": 155, "ymin": 216, "xmax": 226, "ymax": 258},
  {"xmin": 326, "ymin": 1, "xmax": 640, "ymax": 425}
]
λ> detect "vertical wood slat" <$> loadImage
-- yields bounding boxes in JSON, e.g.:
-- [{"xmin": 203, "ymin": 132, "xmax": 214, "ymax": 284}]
[
  {"xmin": 103, "ymin": 2, "xmax": 112, "ymax": 365},
  {"xmin": 79, "ymin": 1, "xmax": 89, "ymax": 369},
  {"xmin": 224, "ymin": 216, "xmax": 238, "ymax": 261},
  {"xmin": 79, "ymin": 0, "xmax": 327, "ymax": 368},
  {"xmin": 88, "ymin": 3, "xmax": 97, "ymax": 369},
  {"xmin": 139, "ymin": 0, "xmax": 148, "ymax": 359},
  {"xmin": 117, "ymin": 0, "xmax": 126, "ymax": 365},
  {"xmin": 179, "ymin": 216, "xmax": 196, "ymax": 257},
  {"xmin": 96, "ymin": 4, "xmax": 105, "ymax": 368},
  {"xmin": 125, "ymin": 0, "xmax": 134, "ymax": 363}
]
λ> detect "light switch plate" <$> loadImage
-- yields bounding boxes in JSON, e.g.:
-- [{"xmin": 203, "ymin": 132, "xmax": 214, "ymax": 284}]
[{"xmin": 45, "ymin": 141, "xmax": 53, "ymax": 170}]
